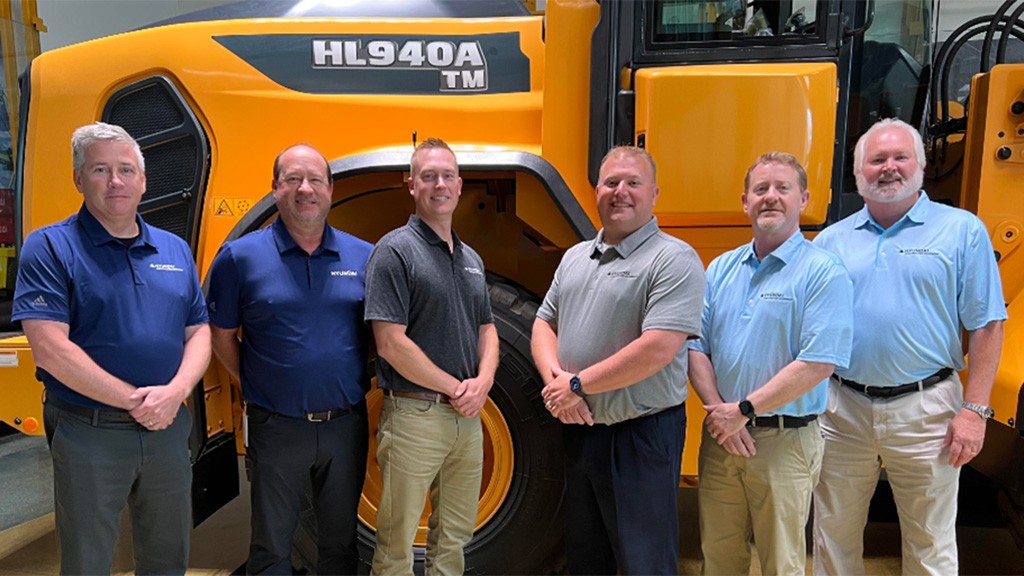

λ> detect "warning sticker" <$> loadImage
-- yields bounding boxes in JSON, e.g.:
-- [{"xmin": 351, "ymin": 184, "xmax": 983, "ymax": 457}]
[
  {"xmin": 0, "ymin": 350, "xmax": 18, "ymax": 367},
  {"xmin": 213, "ymin": 199, "xmax": 253, "ymax": 218}
]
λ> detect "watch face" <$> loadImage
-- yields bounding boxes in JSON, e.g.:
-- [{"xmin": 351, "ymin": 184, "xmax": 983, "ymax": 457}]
[{"xmin": 570, "ymin": 375, "xmax": 584, "ymax": 396}]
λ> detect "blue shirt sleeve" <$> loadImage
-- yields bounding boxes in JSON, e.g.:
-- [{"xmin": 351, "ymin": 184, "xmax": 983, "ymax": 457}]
[
  {"xmin": 958, "ymin": 217, "xmax": 1007, "ymax": 330},
  {"xmin": 687, "ymin": 256, "xmax": 717, "ymax": 355},
  {"xmin": 795, "ymin": 255, "xmax": 854, "ymax": 369},
  {"xmin": 206, "ymin": 243, "xmax": 242, "ymax": 329},
  {"xmin": 12, "ymin": 229, "xmax": 72, "ymax": 324}
]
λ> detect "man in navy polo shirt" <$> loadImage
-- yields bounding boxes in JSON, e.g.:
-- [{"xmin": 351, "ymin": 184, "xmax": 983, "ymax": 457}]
[
  {"xmin": 207, "ymin": 144, "xmax": 373, "ymax": 575},
  {"xmin": 13, "ymin": 122, "xmax": 211, "ymax": 574},
  {"xmin": 365, "ymin": 138, "xmax": 498, "ymax": 575}
]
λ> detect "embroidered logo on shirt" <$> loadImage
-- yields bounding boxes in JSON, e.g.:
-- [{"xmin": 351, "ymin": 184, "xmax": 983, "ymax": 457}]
[
  {"xmin": 899, "ymin": 248, "xmax": 938, "ymax": 256},
  {"xmin": 149, "ymin": 263, "xmax": 184, "ymax": 272},
  {"xmin": 464, "ymin": 267, "xmax": 483, "ymax": 275},
  {"xmin": 607, "ymin": 271, "xmax": 638, "ymax": 279},
  {"xmin": 331, "ymin": 270, "xmax": 359, "ymax": 277},
  {"xmin": 760, "ymin": 292, "xmax": 793, "ymax": 301},
  {"xmin": 32, "ymin": 295, "xmax": 48, "ymax": 307}
]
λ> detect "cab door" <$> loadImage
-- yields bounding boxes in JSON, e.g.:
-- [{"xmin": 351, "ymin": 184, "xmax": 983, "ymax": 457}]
[{"xmin": 588, "ymin": 0, "xmax": 866, "ymax": 230}]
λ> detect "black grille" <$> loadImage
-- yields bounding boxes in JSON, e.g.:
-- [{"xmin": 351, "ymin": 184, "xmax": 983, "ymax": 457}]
[
  {"xmin": 143, "ymin": 138, "xmax": 200, "ymax": 203},
  {"xmin": 105, "ymin": 84, "xmax": 185, "ymax": 137},
  {"xmin": 102, "ymin": 77, "xmax": 209, "ymax": 249},
  {"xmin": 142, "ymin": 202, "xmax": 190, "ymax": 239}
]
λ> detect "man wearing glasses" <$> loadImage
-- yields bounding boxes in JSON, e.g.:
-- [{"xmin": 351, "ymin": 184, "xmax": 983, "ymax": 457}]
[{"xmin": 207, "ymin": 143, "xmax": 373, "ymax": 575}]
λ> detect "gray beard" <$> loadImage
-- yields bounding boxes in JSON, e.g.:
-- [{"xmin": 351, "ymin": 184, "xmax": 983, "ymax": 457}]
[{"xmin": 857, "ymin": 170, "xmax": 923, "ymax": 204}]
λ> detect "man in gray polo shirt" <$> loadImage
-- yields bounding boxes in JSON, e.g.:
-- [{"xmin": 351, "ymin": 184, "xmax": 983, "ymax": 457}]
[
  {"xmin": 532, "ymin": 146, "xmax": 704, "ymax": 574},
  {"xmin": 365, "ymin": 137, "xmax": 499, "ymax": 575}
]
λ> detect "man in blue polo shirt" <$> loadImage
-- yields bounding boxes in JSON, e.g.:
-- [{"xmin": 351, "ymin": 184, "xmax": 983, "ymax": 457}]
[
  {"xmin": 365, "ymin": 138, "xmax": 498, "ymax": 575},
  {"xmin": 813, "ymin": 119, "xmax": 1006, "ymax": 574},
  {"xmin": 207, "ymin": 143, "xmax": 373, "ymax": 575},
  {"xmin": 688, "ymin": 152, "xmax": 853, "ymax": 575},
  {"xmin": 13, "ymin": 122, "xmax": 211, "ymax": 574}
]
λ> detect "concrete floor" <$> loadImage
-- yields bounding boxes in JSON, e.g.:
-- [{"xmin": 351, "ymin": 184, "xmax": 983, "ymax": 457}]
[{"xmin": 2, "ymin": 432, "xmax": 1023, "ymax": 575}]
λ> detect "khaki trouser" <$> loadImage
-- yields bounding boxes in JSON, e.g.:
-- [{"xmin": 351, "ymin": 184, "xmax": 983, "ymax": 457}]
[
  {"xmin": 372, "ymin": 396, "xmax": 483, "ymax": 576},
  {"xmin": 813, "ymin": 376, "xmax": 962, "ymax": 575},
  {"xmin": 699, "ymin": 420, "xmax": 823, "ymax": 576}
]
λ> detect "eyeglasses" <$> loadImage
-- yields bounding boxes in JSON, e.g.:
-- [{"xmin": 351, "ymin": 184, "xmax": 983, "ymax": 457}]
[{"xmin": 279, "ymin": 175, "xmax": 329, "ymax": 189}]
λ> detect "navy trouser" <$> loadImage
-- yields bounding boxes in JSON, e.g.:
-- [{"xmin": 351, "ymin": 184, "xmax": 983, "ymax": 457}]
[
  {"xmin": 561, "ymin": 402, "xmax": 686, "ymax": 575},
  {"xmin": 246, "ymin": 402, "xmax": 369, "ymax": 575},
  {"xmin": 43, "ymin": 398, "xmax": 192, "ymax": 576}
]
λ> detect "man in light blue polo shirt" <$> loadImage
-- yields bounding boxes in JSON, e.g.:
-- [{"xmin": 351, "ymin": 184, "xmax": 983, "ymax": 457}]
[
  {"xmin": 688, "ymin": 152, "xmax": 853, "ymax": 575},
  {"xmin": 13, "ymin": 122, "xmax": 210, "ymax": 574},
  {"xmin": 812, "ymin": 118, "xmax": 1006, "ymax": 575}
]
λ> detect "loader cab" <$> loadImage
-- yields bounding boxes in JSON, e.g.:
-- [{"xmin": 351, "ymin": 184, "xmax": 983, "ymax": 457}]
[{"xmin": 589, "ymin": 0, "xmax": 934, "ymax": 230}]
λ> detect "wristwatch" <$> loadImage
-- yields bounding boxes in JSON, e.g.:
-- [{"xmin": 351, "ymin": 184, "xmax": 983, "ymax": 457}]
[
  {"xmin": 739, "ymin": 399, "xmax": 756, "ymax": 422},
  {"xmin": 962, "ymin": 401, "xmax": 994, "ymax": 419},
  {"xmin": 570, "ymin": 374, "xmax": 586, "ymax": 398}
]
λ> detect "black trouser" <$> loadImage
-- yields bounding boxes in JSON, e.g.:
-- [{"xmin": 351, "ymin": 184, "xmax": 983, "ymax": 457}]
[
  {"xmin": 246, "ymin": 402, "xmax": 369, "ymax": 575},
  {"xmin": 561, "ymin": 402, "xmax": 687, "ymax": 575}
]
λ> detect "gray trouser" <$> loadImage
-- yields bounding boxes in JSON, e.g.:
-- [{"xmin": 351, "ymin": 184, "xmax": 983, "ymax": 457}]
[{"xmin": 44, "ymin": 398, "xmax": 193, "ymax": 575}]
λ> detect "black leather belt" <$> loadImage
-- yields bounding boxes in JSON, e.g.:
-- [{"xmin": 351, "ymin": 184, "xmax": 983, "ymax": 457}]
[
  {"xmin": 248, "ymin": 403, "xmax": 354, "ymax": 422},
  {"xmin": 747, "ymin": 414, "xmax": 818, "ymax": 429},
  {"xmin": 384, "ymin": 389, "xmax": 451, "ymax": 404},
  {"xmin": 832, "ymin": 368, "xmax": 953, "ymax": 399},
  {"xmin": 46, "ymin": 394, "xmax": 137, "ymax": 424}
]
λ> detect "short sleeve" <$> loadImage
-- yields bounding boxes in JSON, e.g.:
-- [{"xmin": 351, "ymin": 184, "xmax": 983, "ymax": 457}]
[
  {"xmin": 958, "ymin": 217, "xmax": 1007, "ymax": 330},
  {"xmin": 364, "ymin": 241, "xmax": 412, "ymax": 325},
  {"xmin": 796, "ymin": 256, "xmax": 854, "ymax": 369},
  {"xmin": 12, "ymin": 230, "xmax": 72, "ymax": 324},
  {"xmin": 535, "ymin": 262, "xmax": 562, "ymax": 325},
  {"xmin": 205, "ymin": 243, "xmax": 242, "ymax": 329},
  {"xmin": 642, "ymin": 244, "xmax": 705, "ymax": 337},
  {"xmin": 687, "ymin": 256, "xmax": 718, "ymax": 354}
]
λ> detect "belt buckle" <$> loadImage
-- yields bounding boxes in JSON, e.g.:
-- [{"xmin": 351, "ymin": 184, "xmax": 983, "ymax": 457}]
[{"xmin": 306, "ymin": 411, "xmax": 329, "ymax": 423}]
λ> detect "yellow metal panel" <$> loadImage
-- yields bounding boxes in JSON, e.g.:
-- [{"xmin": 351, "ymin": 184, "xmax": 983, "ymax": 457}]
[
  {"xmin": 21, "ymin": 16, "xmax": 547, "ymax": 271},
  {"xmin": 962, "ymin": 64, "xmax": 1024, "ymax": 307},
  {"xmin": 539, "ymin": 0, "xmax": 602, "ymax": 239},
  {"xmin": 635, "ymin": 62, "xmax": 838, "ymax": 227},
  {"xmin": 0, "ymin": 336, "xmax": 44, "ymax": 436},
  {"xmin": 983, "ymin": 296, "xmax": 1023, "ymax": 429}
]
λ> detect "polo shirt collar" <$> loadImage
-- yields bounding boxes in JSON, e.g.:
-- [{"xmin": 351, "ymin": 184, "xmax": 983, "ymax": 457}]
[
  {"xmin": 591, "ymin": 217, "xmax": 659, "ymax": 259},
  {"xmin": 271, "ymin": 217, "xmax": 339, "ymax": 255},
  {"xmin": 77, "ymin": 204, "xmax": 155, "ymax": 249},
  {"xmin": 744, "ymin": 229, "xmax": 803, "ymax": 266},
  {"xmin": 407, "ymin": 214, "xmax": 463, "ymax": 249},
  {"xmin": 854, "ymin": 190, "xmax": 930, "ymax": 232}
]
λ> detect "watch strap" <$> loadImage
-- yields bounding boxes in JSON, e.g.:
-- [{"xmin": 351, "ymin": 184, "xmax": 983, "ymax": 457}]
[
  {"xmin": 961, "ymin": 401, "xmax": 994, "ymax": 419},
  {"xmin": 739, "ymin": 399, "xmax": 756, "ymax": 421}
]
